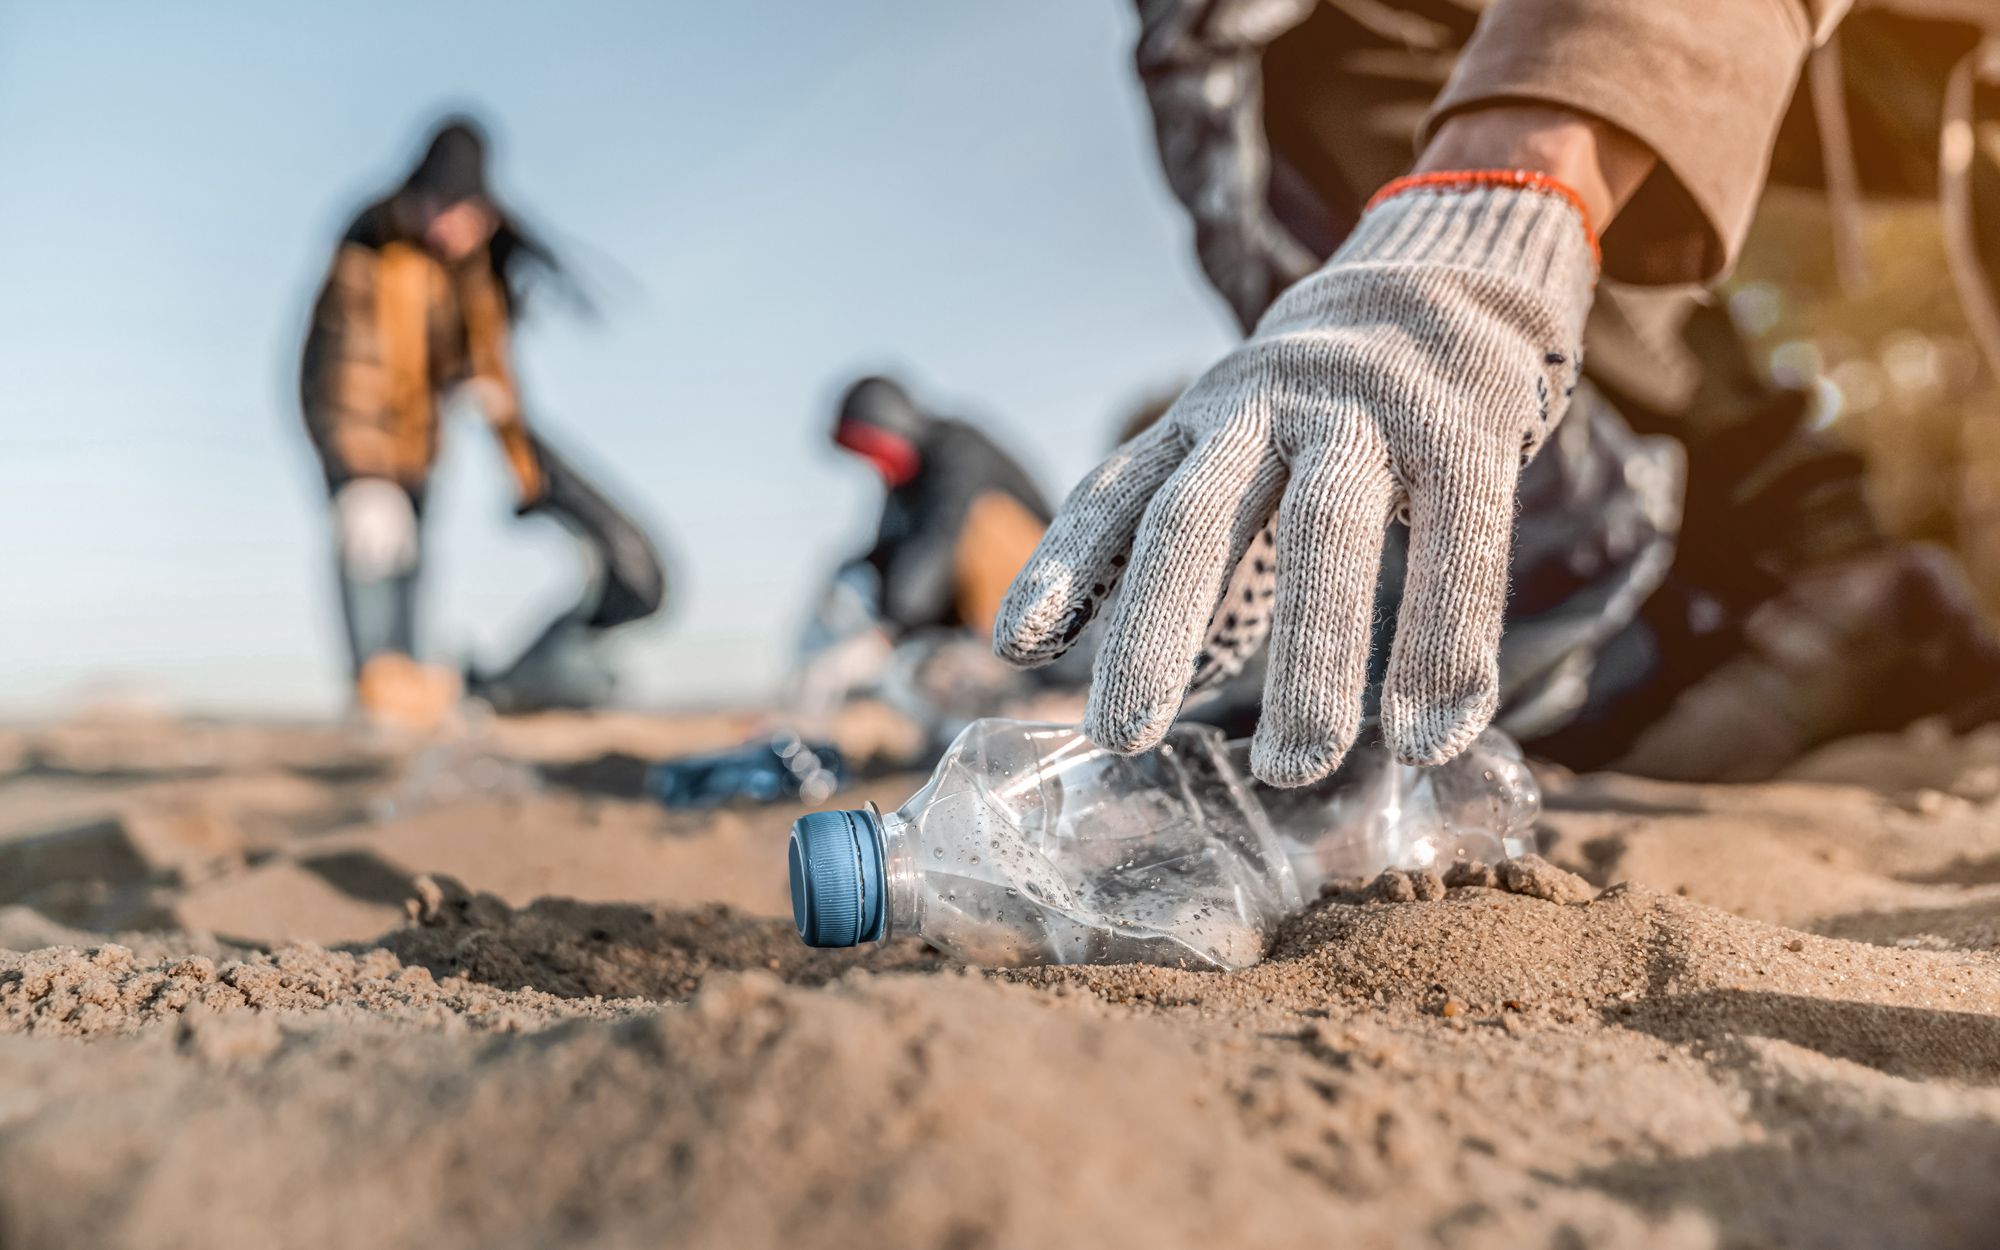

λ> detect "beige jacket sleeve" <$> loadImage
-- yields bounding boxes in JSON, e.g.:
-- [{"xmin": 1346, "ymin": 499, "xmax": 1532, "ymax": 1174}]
[{"xmin": 1425, "ymin": 0, "xmax": 1853, "ymax": 285}]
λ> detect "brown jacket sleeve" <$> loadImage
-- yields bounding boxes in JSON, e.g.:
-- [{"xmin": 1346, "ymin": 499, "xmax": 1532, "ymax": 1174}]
[
  {"xmin": 1425, "ymin": 0, "xmax": 1853, "ymax": 285},
  {"xmin": 455, "ymin": 261, "xmax": 544, "ymax": 507}
]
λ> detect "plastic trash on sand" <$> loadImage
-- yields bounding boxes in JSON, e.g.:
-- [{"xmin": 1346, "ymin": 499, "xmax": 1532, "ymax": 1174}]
[
  {"xmin": 647, "ymin": 733, "xmax": 848, "ymax": 809},
  {"xmin": 786, "ymin": 718, "xmax": 1540, "ymax": 970}
]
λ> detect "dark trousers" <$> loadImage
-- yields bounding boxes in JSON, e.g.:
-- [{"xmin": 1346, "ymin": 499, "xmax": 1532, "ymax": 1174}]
[{"xmin": 333, "ymin": 484, "xmax": 424, "ymax": 678}]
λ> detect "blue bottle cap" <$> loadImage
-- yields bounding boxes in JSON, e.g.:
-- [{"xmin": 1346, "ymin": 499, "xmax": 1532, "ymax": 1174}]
[{"xmin": 788, "ymin": 808, "xmax": 887, "ymax": 947}]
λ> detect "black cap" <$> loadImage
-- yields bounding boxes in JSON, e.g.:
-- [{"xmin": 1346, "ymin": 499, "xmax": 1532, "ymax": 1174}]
[
  {"xmin": 835, "ymin": 376, "xmax": 928, "ymax": 443},
  {"xmin": 404, "ymin": 116, "xmax": 492, "ymax": 207}
]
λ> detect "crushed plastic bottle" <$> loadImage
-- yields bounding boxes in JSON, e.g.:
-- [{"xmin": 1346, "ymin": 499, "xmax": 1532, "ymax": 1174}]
[
  {"xmin": 787, "ymin": 718, "xmax": 1539, "ymax": 970},
  {"xmin": 647, "ymin": 732, "xmax": 848, "ymax": 809}
]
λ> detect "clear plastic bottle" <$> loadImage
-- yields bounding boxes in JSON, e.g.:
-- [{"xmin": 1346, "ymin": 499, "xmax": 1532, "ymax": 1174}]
[
  {"xmin": 788, "ymin": 719, "xmax": 1540, "ymax": 971},
  {"xmin": 1243, "ymin": 726, "xmax": 1541, "ymax": 892}
]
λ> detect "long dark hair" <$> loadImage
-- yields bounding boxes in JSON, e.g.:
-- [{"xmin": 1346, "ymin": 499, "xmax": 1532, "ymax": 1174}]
[{"xmin": 360, "ymin": 114, "xmax": 581, "ymax": 319}]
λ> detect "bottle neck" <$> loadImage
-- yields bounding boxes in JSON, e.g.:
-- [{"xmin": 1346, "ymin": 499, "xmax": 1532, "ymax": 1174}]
[{"xmin": 876, "ymin": 806, "xmax": 923, "ymax": 940}]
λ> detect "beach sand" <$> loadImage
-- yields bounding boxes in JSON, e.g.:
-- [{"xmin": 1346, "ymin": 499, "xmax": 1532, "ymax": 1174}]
[{"xmin": 2, "ymin": 707, "xmax": 1999, "ymax": 1249}]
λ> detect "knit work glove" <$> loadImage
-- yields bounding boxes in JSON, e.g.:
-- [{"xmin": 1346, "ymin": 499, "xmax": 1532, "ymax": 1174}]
[{"xmin": 994, "ymin": 174, "xmax": 1598, "ymax": 786}]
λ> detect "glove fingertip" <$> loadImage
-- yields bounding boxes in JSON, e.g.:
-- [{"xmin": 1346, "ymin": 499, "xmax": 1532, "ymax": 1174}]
[
  {"xmin": 992, "ymin": 591, "xmax": 1096, "ymax": 670},
  {"xmin": 990, "ymin": 558, "xmax": 1094, "ymax": 666},
  {"xmin": 1380, "ymin": 687, "xmax": 1497, "ymax": 767},
  {"xmin": 1082, "ymin": 687, "xmax": 1180, "ymax": 757},
  {"xmin": 1248, "ymin": 730, "xmax": 1354, "ymax": 789},
  {"xmin": 992, "ymin": 624, "xmax": 1070, "ymax": 669}
]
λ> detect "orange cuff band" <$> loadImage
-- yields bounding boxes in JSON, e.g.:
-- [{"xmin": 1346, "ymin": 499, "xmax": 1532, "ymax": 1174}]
[{"xmin": 1366, "ymin": 170, "xmax": 1601, "ymax": 266}]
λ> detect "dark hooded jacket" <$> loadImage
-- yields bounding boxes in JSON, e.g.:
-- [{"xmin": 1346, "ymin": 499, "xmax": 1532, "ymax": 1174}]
[{"xmin": 838, "ymin": 378, "xmax": 1052, "ymax": 636}]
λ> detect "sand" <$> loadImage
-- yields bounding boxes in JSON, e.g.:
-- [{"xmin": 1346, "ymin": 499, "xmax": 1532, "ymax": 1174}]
[{"xmin": 2, "ymin": 709, "xmax": 1999, "ymax": 1249}]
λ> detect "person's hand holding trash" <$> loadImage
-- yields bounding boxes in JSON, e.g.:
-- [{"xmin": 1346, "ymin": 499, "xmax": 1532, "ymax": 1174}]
[{"xmin": 994, "ymin": 163, "xmax": 1603, "ymax": 787}]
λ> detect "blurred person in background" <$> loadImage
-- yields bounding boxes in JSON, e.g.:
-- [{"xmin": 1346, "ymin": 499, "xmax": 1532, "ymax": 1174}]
[
  {"xmin": 784, "ymin": 375, "xmax": 1060, "ymax": 748},
  {"xmin": 831, "ymin": 375, "xmax": 1050, "ymax": 641},
  {"xmin": 299, "ymin": 115, "xmax": 664, "ymax": 732},
  {"xmin": 994, "ymin": 0, "xmax": 2000, "ymax": 784}
]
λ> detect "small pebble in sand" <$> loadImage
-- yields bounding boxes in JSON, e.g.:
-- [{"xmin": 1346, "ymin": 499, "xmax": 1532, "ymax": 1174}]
[
  {"xmin": 1351, "ymin": 869, "xmax": 1448, "ymax": 904},
  {"xmin": 1497, "ymin": 856, "xmax": 1595, "ymax": 905},
  {"xmin": 1365, "ymin": 871, "xmax": 1418, "ymax": 904},
  {"xmin": 407, "ymin": 875, "xmax": 446, "ymax": 924},
  {"xmin": 167, "ymin": 957, "xmax": 216, "ymax": 984},
  {"xmin": 1442, "ymin": 861, "xmax": 1500, "ymax": 890},
  {"xmin": 1913, "ymin": 789, "xmax": 1956, "ymax": 817},
  {"xmin": 1785, "ymin": 938, "xmax": 1805, "ymax": 952},
  {"xmin": 1440, "ymin": 1000, "xmax": 1465, "ymax": 1018}
]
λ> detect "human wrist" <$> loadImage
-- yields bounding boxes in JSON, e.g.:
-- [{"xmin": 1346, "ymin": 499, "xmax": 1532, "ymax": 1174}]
[{"xmin": 1415, "ymin": 105, "xmax": 1654, "ymax": 233}]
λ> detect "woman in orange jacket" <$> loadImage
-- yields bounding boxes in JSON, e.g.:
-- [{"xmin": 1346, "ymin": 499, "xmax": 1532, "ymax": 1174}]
[{"xmin": 300, "ymin": 116, "xmax": 662, "ymax": 729}]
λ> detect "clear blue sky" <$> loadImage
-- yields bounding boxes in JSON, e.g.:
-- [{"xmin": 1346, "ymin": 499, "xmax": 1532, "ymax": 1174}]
[{"xmin": 0, "ymin": 2, "xmax": 1237, "ymax": 716}]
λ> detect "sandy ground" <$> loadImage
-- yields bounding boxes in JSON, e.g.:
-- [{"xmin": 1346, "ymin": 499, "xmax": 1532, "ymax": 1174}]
[{"xmin": 2, "ymin": 708, "xmax": 2000, "ymax": 1249}]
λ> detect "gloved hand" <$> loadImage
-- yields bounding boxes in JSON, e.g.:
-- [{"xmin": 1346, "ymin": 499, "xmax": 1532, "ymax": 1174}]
[
  {"xmin": 491, "ymin": 419, "xmax": 547, "ymax": 513},
  {"xmin": 994, "ymin": 174, "xmax": 1598, "ymax": 786},
  {"xmin": 331, "ymin": 477, "xmax": 421, "ymax": 583},
  {"xmin": 462, "ymin": 377, "xmax": 547, "ymax": 512}
]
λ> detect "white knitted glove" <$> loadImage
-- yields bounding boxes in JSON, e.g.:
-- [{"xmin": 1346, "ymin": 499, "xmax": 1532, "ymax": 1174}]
[
  {"xmin": 332, "ymin": 478, "xmax": 421, "ymax": 583},
  {"xmin": 994, "ymin": 175, "xmax": 1598, "ymax": 786}
]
